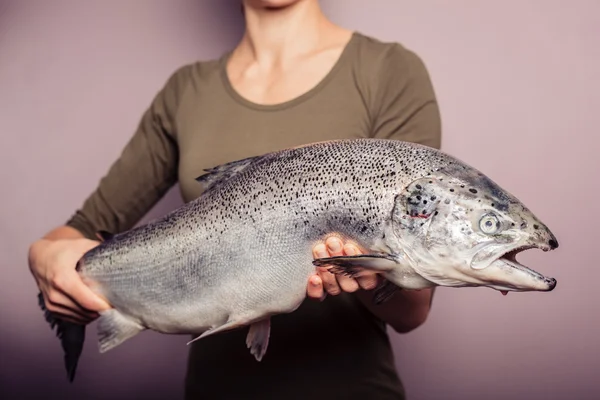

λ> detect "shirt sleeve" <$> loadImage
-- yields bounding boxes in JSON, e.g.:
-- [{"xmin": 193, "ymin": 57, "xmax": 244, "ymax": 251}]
[
  {"xmin": 66, "ymin": 65, "xmax": 191, "ymax": 239},
  {"xmin": 368, "ymin": 45, "xmax": 442, "ymax": 150}
]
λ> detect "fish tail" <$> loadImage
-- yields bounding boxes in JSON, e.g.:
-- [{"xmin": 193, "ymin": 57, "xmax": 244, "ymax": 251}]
[{"xmin": 37, "ymin": 292, "xmax": 86, "ymax": 382}]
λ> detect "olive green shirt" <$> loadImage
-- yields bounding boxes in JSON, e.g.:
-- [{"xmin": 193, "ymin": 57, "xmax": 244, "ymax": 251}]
[{"xmin": 67, "ymin": 32, "xmax": 441, "ymax": 400}]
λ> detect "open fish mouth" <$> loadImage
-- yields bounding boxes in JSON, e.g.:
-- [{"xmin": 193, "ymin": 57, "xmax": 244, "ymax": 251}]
[{"xmin": 492, "ymin": 245, "xmax": 557, "ymax": 294}]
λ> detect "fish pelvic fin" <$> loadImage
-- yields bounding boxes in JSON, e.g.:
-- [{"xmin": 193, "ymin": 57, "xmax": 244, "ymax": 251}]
[
  {"xmin": 246, "ymin": 318, "xmax": 271, "ymax": 362},
  {"xmin": 38, "ymin": 292, "xmax": 85, "ymax": 382},
  {"xmin": 97, "ymin": 309, "xmax": 144, "ymax": 353},
  {"xmin": 373, "ymin": 279, "xmax": 401, "ymax": 305},
  {"xmin": 195, "ymin": 155, "xmax": 261, "ymax": 192}
]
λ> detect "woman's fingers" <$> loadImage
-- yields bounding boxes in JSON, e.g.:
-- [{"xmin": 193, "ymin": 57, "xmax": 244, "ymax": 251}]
[
  {"xmin": 44, "ymin": 290, "xmax": 96, "ymax": 323},
  {"xmin": 51, "ymin": 310, "xmax": 91, "ymax": 325},
  {"xmin": 61, "ymin": 271, "xmax": 111, "ymax": 313},
  {"xmin": 342, "ymin": 243, "xmax": 379, "ymax": 290},
  {"xmin": 326, "ymin": 238, "xmax": 359, "ymax": 293},
  {"xmin": 310, "ymin": 236, "xmax": 380, "ymax": 298},
  {"xmin": 306, "ymin": 274, "xmax": 325, "ymax": 300},
  {"xmin": 313, "ymin": 242, "xmax": 341, "ymax": 296}
]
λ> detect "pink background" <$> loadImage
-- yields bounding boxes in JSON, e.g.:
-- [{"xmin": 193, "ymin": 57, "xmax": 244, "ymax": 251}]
[{"xmin": 1, "ymin": 1, "xmax": 598, "ymax": 399}]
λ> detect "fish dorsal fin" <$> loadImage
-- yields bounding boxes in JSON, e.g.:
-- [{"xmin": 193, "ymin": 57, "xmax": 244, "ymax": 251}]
[{"xmin": 195, "ymin": 155, "xmax": 260, "ymax": 192}]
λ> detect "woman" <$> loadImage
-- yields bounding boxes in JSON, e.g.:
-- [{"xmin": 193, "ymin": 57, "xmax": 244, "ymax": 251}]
[{"xmin": 28, "ymin": 0, "xmax": 441, "ymax": 398}]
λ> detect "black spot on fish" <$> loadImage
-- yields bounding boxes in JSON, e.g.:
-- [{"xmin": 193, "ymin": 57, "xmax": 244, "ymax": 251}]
[
  {"xmin": 469, "ymin": 188, "xmax": 478, "ymax": 194},
  {"xmin": 416, "ymin": 184, "xmax": 422, "ymax": 189},
  {"xmin": 534, "ymin": 224, "xmax": 539, "ymax": 230},
  {"xmin": 450, "ymin": 188, "xmax": 454, "ymax": 192}
]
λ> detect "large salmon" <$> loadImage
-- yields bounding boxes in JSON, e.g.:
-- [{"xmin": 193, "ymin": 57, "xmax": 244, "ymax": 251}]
[{"xmin": 38, "ymin": 138, "xmax": 559, "ymax": 381}]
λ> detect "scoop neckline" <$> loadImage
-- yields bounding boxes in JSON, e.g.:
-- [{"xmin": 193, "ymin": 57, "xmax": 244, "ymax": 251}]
[{"xmin": 219, "ymin": 31, "xmax": 359, "ymax": 112}]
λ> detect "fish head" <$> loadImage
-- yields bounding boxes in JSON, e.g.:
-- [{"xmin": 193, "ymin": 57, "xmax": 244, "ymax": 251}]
[{"xmin": 390, "ymin": 162, "xmax": 558, "ymax": 293}]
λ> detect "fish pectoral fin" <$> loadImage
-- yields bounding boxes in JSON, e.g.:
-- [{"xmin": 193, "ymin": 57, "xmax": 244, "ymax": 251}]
[
  {"xmin": 97, "ymin": 309, "xmax": 144, "ymax": 353},
  {"xmin": 312, "ymin": 254, "xmax": 398, "ymax": 278},
  {"xmin": 373, "ymin": 279, "xmax": 400, "ymax": 305},
  {"xmin": 246, "ymin": 318, "xmax": 271, "ymax": 362}
]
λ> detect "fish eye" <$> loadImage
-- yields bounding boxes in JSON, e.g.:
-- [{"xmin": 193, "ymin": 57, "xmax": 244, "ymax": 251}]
[{"xmin": 479, "ymin": 213, "xmax": 501, "ymax": 235}]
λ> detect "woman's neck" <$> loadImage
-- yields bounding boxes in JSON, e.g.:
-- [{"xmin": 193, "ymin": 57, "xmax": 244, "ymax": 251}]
[{"xmin": 235, "ymin": 0, "xmax": 345, "ymax": 67}]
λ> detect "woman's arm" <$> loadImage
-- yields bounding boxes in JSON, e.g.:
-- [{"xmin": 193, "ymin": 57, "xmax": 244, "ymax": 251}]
[{"xmin": 28, "ymin": 65, "xmax": 191, "ymax": 324}]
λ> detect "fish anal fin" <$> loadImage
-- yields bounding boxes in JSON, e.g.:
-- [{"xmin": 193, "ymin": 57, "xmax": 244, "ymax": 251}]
[
  {"xmin": 312, "ymin": 254, "xmax": 399, "ymax": 278},
  {"xmin": 97, "ymin": 309, "xmax": 144, "ymax": 353},
  {"xmin": 246, "ymin": 318, "xmax": 271, "ymax": 362},
  {"xmin": 195, "ymin": 155, "xmax": 261, "ymax": 192},
  {"xmin": 187, "ymin": 318, "xmax": 247, "ymax": 345}
]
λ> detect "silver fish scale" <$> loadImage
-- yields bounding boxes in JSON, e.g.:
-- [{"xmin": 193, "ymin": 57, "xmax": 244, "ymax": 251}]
[{"xmin": 79, "ymin": 139, "xmax": 455, "ymax": 333}]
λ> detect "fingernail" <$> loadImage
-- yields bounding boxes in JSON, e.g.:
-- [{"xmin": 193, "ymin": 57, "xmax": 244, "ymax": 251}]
[
  {"xmin": 327, "ymin": 238, "xmax": 342, "ymax": 252},
  {"xmin": 310, "ymin": 276, "xmax": 320, "ymax": 286},
  {"xmin": 345, "ymin": 245, "xmax": 357, "ymax": 256},
  {"xmin": 314, "ymin": 244, "xmax": 328, "ymax": 258}
]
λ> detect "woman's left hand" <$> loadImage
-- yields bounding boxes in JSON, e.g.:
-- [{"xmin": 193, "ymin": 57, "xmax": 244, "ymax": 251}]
[{"xmin": 307, "ymin": 236, "xmax": 379, "ymax": 300}]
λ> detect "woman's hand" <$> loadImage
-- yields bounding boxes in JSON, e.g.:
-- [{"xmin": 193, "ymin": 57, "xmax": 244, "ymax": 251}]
[
  {"xmin": 307, "ymin": 236, "xmax": 379, "ymax": 300},
  {"xmin": 28, "ymin": 237, "xmax": 111, "ymax": 325},
  {"xmin": 306, "ymin": 236, "xmax": 434, "ymax": 332}
]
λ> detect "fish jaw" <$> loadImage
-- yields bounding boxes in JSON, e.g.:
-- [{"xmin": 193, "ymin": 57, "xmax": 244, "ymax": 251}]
[
  {"xmin": 413, "ymin": 242, "xmax": 558, "ymax": 293},
  {"xmin": 472, "ymin": 244, "xmax": 557, "ymax": 292},
  {"xmin": 459, "ymin": 207, "xmax": 560, "ymax": 292}
]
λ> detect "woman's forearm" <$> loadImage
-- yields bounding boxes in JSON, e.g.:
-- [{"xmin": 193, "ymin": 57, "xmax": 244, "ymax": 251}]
[{"xmin": 357, "ymin": 286, "xmax": 435, "ymax": 333}]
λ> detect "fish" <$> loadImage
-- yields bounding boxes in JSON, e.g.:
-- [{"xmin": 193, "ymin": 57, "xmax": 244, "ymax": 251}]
[{"xmin": 37, "ymin": 138, "xmax": 559, "ymax": 382}]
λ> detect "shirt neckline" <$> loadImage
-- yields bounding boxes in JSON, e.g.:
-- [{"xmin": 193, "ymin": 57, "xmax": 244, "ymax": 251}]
[{"xmin": 219, "ymin": 31, "xmax": 360, "ymax": 112}]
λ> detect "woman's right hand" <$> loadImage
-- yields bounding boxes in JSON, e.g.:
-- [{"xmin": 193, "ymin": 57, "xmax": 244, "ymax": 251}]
[{"xmin": 28, "ymin": 237, "xmax": 111, "ymax": 325}]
